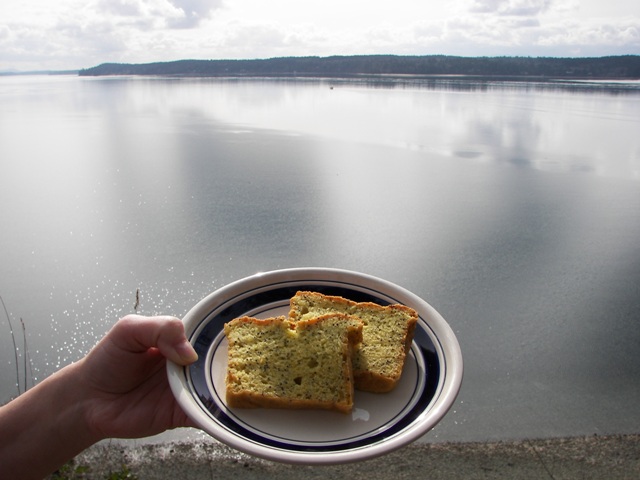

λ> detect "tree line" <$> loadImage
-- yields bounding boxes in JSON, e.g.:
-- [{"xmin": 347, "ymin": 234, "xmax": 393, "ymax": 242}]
[{"xmin": 79, "ymin": 55, "xmax": 640, "ymax": 78}]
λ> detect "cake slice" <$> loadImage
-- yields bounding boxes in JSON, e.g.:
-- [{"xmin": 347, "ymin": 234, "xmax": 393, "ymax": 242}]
[
  {"xmin": 224, "ymin": 314, "xmax": 363, "ymax": 414},
  {"xmin": 289, "ymin": 291, "xmax": 418, "ymax": 393}
]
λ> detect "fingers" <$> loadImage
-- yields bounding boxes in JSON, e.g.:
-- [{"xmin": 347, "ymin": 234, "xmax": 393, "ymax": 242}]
[{"xmin": 110, "ymin": 315, "xmax": 198, "ymax": 366}]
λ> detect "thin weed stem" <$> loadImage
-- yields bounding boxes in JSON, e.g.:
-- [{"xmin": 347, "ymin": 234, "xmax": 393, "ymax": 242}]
[
  {"xmin": 0, "ymin": 295, "xmax": 21, "ymax": 396},
  {"xmin": 20, "ymin": 318, "xmax": 33, "ymax": 391}
]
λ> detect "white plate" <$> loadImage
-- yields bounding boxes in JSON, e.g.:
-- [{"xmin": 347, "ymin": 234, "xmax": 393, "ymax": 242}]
[{"xmin": 167, "ymin": 268, "xmax": 463, "ymax": 465}]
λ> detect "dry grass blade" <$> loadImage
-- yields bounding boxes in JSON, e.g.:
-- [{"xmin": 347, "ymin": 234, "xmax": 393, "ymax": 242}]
[{"xmin": 0, "ymin": 295, "xmax": 21, "ymax": 396}]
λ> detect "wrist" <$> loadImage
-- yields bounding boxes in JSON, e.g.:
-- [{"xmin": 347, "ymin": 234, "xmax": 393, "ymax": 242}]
[
  {"xmin": 0, "ymin": 360, "xmax": 101, "ymax": 479},
  {"xmin": 57, "ymin": 359, "xmax": 106, "ymax": 446}
]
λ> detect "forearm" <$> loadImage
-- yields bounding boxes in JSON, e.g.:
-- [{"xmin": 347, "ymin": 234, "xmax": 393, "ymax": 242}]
[{"xmin": 0, "ymin": 359, "xmax": 100, "ymax": 480}]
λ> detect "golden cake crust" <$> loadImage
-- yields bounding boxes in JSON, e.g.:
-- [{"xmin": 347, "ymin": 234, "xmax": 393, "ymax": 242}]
[{"xmin": 289, "ymin": 291, "xmax": 418, "ymax": 393}]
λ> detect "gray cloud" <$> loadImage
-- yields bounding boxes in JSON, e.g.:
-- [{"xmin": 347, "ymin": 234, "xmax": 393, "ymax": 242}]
[
  {"xmin": 470, "ymin": 0, "xmax": 553, "ymax": 16},
  {"xmin": 469, "ymin": 0, "xmax": 503, "ymax": 13},
  {"xmin": 97, "ymin": 0, "xmax": 143, "ymax": 17},
  {"xmin": 167, "ymin": 0, "xmax": 223, "ymax": 28},
  {"xmin": 94, "ymin": 0, "xmax": 223, "ymax": 29}
]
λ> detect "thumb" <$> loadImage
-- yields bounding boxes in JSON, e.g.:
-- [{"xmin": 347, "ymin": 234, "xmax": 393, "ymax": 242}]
[{"xmin": 110, "ymin": 315, "xmax": 198, "ymax": 365}]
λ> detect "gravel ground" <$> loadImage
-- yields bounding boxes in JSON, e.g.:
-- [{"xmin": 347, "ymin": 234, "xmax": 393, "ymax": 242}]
[{"xmin": 53, "ymin": 434, "xmax": 639, "ymax": 479}]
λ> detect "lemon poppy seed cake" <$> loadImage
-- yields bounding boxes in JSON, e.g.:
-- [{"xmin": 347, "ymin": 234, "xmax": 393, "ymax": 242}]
[
  {"xmin": 289, "ymin": 291, "xmax": 419, "ymax": 393},
  {"xmin": 224, "ymin": 314, "xmax": 363, "ymax": 414}
]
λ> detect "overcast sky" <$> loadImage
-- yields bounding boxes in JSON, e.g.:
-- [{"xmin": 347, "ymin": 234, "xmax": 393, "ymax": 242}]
[{"xmin": 1, "ymin": 0, "xmax": 639, "ymax": 71}]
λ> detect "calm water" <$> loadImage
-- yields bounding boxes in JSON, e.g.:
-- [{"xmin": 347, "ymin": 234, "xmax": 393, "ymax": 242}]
[{"xmin": 1, "ymin": 74, "xmax": 639, "ymax": 443}]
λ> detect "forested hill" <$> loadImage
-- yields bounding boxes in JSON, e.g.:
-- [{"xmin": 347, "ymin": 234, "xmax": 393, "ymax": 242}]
[{"xmin": 79, "ymin": 55, "xmax": 640, "ymax": 78}]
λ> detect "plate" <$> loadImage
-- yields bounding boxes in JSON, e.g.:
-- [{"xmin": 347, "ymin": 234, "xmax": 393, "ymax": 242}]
[{"xmin": 167, "ymin": 267, "xmax": 463, "ymax": 465}]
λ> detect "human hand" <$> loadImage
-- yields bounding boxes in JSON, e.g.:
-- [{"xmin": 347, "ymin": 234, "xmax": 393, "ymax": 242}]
[
  {"xmin": 0, "ymin": 314, "xmax": 199, "ymax": 479},
  {"xmin": 77, "ymin": 314, "xmax": 199, "ymax": 440}
]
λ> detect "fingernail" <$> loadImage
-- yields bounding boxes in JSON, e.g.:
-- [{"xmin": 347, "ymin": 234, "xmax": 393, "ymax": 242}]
[{"xmin": 175, "ymin": 341, "xmax": 198, "ymax": 364}]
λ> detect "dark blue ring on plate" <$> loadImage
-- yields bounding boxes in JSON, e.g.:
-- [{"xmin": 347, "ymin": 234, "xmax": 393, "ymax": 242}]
[{"xmin": 187, "ymin": 282, "xmax": 441, "ymax": 453}]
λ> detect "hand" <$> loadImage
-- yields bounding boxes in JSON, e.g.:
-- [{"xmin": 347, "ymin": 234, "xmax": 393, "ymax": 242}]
[
  {"xmin": 78, "ymin": 315, "xmax": 199, "ymax": 440},
  {"xmin": 0, "ymin": 314, "xmax": 199, "ymax": 480}
]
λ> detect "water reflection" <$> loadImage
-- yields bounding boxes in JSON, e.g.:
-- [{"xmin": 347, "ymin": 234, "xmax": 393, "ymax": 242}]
[
  {"xmin": 139, "ymin": 76, "xmax": 638, "ymax": 179},
  {"xmin": 313, "ymin": 74, "xmax": 640, "ymax": 95}
]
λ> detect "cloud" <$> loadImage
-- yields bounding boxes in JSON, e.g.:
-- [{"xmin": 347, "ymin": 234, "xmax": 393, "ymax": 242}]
[
  {"xmin": 433, "ymin": 13, "xmax": 640, "ymax": 56},
  {"xmin": 202, "ymin": 7, "xmax": 640, "ymax": 60},
  {"xmin": 94, "ymin": 0, "xmax": 223, "ymax": 29},
  {"xmin": 166, "ymin": 0, "xmax": 223, "ymax": 28},
  {"xmin": 199, "ymin": 21, "xmax": 334, "ymax": 59},
  {"xmin": 97, "ymin": 0, "xmax": 143, "ymax": 17},
  {"xmin": 469, "ymin": 0, "xmax": 552, "ymax": 16},
  {"xmin": 538, "ymin": 19, "xmax": 640, "ymax": 49}
]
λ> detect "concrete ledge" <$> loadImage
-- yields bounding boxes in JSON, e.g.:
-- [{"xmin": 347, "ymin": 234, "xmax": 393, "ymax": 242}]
[{"xmin": 54, "ymin": 434, "xmax": 639, "ymax": 479}]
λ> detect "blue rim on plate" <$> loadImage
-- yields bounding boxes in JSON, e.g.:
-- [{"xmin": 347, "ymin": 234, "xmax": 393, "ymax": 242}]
[{"xmin": 167, "ymin": 268, "xmax": 463, "ymax": 465}]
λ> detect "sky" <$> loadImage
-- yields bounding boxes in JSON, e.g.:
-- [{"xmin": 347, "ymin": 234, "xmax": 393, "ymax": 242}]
[{"xmin": 1, "ymin": 0, "xmax": 639, "ymax": 71}]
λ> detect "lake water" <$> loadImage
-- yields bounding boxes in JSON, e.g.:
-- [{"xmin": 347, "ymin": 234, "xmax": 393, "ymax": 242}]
[{"xmin": 1, "ymin": 74, "xmax": 639, "ymax": 444}]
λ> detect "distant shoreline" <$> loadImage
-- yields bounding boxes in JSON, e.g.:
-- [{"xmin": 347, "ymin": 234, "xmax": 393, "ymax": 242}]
[
  {"xmin": 0, "ymin": 70, "xmax": 79, "ymax": 76},
  {"xmin": 78, "ymin": 54, "xmax": 640, "ymax": 79},
  {"xmin": 4, "ymin": 55, "xmax": 639, "ymax": 80}
]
